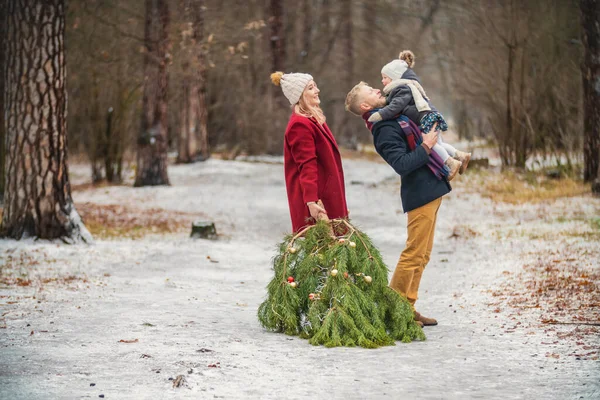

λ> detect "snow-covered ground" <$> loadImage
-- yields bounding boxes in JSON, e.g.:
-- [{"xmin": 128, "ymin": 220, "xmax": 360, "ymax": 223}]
[{"xmin": 1, "ymin": 155, "xmax": 599, "ymax": 399}]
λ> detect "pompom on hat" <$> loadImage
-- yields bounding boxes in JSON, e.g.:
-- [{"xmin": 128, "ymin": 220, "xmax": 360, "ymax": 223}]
[{"xmin": 271, "ymin": 71, "xmax": 313, "ymax": 105}]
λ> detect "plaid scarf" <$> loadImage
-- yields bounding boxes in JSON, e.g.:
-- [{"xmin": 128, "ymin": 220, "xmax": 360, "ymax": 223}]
[{"xmin": 363, "ymin": 109, "xmax": 449, "ymax": 180}]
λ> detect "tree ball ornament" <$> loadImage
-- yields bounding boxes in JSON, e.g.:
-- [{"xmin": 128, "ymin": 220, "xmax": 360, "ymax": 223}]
[
  {"xmin": 349, "ymin": 241, "xmax": 356, "ymax": 248},
  {"xmin": 338, "ymin": 238, "xmax": 346, "ymax": 244},
  {"xmin": 287, "ymin": 276, "xmax": 294, "ymax": 283},
  {"xmin": 330, "ymin": 269, "xmax": 338, "ymax": 277},
  {"xmin": 288, "ymin": 247, "xmax": 297, "ymax": 254},
  {"xmin": 289, "ymin": 281, "xmax": 297, "ymax": 288},
  {"xmin": 308, "ymin": 293, "xmax": 315, "ymax": 300},
  {"xmin": 343, "ymin": 272, "xmax": 348, "ymax": 279},
  {"xmin": 364, "ymin": 276, "xmax": 372, "ymax": 283}
]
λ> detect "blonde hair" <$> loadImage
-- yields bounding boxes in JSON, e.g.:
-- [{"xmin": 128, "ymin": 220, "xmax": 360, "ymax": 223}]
[
  {"xmin": 344, "ymin": 81, "xmax": 369, "ymax": 116},
  {"xmin": 295, "ymin": 87, "xmax": 326, "ymax": 125}
]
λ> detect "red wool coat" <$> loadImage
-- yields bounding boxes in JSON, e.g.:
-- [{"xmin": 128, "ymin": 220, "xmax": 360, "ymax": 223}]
[{"xmin": 284, "ymin": 112, "xmax": 348, "ymax": 232}]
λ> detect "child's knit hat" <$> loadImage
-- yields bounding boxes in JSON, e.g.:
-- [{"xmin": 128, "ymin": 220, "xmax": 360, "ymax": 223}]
[
  {"xmin": 381, "ymin": 50, "xmax": 416, "ymax": 80},
  {"xmin": 382, "ymin": 60, "xmax": 408, "ymax": 80},
  {"xmin": 270, "ymin": 71, "xmax": 313, "ymax": 105}
]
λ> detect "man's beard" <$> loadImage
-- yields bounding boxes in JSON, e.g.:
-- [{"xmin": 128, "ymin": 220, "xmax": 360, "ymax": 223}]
[{"xmin": 375, "ymin": 97, "xmax": 387, "ymax": 108}]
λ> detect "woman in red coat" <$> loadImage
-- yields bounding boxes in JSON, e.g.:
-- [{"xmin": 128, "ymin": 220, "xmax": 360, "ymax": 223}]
[{"xmin": 271, "ymin": 71, "xmax": 348, "ymax": 233}]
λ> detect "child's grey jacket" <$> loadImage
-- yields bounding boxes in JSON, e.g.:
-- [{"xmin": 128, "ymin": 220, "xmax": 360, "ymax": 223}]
[{"xmin": 379, "ymin": 69, "xmax": 438, "ymax": 125}]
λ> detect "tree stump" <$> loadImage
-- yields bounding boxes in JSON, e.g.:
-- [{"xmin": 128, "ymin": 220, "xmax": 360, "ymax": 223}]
[{"xmin": 190, "ymin": 221, "xmax": 217, "ymax": 240}]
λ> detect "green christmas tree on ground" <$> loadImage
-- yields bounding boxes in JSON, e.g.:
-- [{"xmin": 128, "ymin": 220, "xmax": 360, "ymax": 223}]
[{"xmin": 258, "ymin": 220, "xmax": 425, "ymax": 348}]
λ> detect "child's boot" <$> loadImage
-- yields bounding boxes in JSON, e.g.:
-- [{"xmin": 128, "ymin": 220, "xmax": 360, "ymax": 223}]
[
  {"xmin": 454, "ymin": 150, "xmax": 471, "ymax": 174},
  {"xmin": 444, "ymin": 157, "xmax": 462, "ymax": 181}
]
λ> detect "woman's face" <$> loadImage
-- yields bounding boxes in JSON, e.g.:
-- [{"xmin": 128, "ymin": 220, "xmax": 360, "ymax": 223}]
[
  {"xmin": 381, "ymin": 74, "xmax": 392, "ymax": 86},
  {"xmin": 302, "ymin": 80, "xmax": 320, "ymax": 107}
]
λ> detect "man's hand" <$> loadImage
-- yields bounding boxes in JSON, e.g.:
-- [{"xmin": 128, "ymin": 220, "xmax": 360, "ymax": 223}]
[
  {"xmin": 368, "ymin": 112, "xmax": 382, "ymax": 123},
  {"xmin": 422, "ymin": 122, "xmax": 439, "ymax": 151},
  {"xmin": 308, "ymin": 200, "xmax": 329, "ymax": 222}
]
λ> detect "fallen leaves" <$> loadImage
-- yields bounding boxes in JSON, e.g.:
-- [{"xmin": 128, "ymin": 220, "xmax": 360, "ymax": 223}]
[
  {"xmin": 0, "ymin": 249, "xmax": 87, "ymax": 289},
  {"xmin": 487, "ymin": 246, "xmax": 600, "ymax": 359}
]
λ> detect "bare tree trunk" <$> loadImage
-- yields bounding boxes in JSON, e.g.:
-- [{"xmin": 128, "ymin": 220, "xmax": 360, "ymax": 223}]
[
  {"xmin": 342, "ymin": 0, "xmax": 353, "ymax": 103},
  {"xmin": 580, "ymin": 0, "xmax": 600, "ymax": 185},
  {"xmin": 268, "ymin": 0, "xmax": 288, "ymax": 140},
  {"xmin": 89, "ymin": 74, "xmax": 104, "ymax": 183},
  {"xmin": 1, "ymin": 0, "xmax": 92, "ymax": 242},
  {"xmin": 269, "ymin": 0, "xmax": 286, "ymax": 72},
  {"xmin": 177, "ymin": 72, "xmax": 197, "ymax": 163},
  {"xmin": 300, "ymin": 0, "xmax": 312, "ymax": 66},
  {"xmin": 506, "ymin": 43, "xmax": 515, "ymax": 166},
  {"xmin": 0, "ymin": 1, "xmax": 6, "ymax": 202},
  {"xmin": 188, "ymin": 0, "xmax": 209, "ymax": 161},
  {"xmin": 363, "ymin": 0, "xmax": 376, "ymax": 34},
  {"xmin": 104, "ymin": 107, "xmax": 115, "ymax": 182},
  {"xmin": 319, "ymin": 0, "xmax": 331, "ymax": 40},
  {"xmin": 337, "ymin": 0, "xmax": 354, "ymax": 147},
  {"xmin": 135, "ymin": 0, "xmax": 170, "ymax": 186},
  {"xmin": 414, "ymin": 0, "xmax": 441, "ymax": 49}
]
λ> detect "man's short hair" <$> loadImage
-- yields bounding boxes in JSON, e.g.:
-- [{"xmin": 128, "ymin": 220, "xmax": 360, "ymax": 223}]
[{"xmin": 344, "ymin": 81, "xmax": 368, "ymax": 116}]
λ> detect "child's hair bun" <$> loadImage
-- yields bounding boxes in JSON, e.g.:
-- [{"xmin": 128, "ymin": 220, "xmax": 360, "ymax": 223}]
[
  {"xmin": 399, "ymin": 50, "xmax": 415, "ymax": 68},
  {"xmin": 270, "ymin": 71, "xmax": 284, "ymax": 86}
]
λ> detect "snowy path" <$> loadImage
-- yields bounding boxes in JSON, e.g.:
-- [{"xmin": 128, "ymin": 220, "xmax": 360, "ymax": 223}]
[{"xmin": 1, "ymin": 158, "xmax": 599, "ymax": 399}]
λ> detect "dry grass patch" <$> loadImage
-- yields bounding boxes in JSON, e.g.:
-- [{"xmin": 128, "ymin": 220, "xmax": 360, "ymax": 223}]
[
  {"xmin": 463, "ymin": 170, "xmax": 590, "ymax": 204},
  {"xmin": 77, "ymin": 202, "xmax": 204, "ymax": 239},
  {"xmin": 0, "ymin": 202, "xmax": 204, "ymax": 240}
]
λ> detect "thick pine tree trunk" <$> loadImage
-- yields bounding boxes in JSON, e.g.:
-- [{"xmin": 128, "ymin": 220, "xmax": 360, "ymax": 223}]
[
  {"xmin": 177, "ymin": 0, "xmax": 209, "ymax": 164},
  {"xmin": 580, "ymin": 0, "xmax": 600, "ymax": 185},
  {"xmin": 1, "ymin": 0, "xmax": 91, "ymax": 242},
  {"xmin": 135, "ymin": 0, "xmax": 170, "ymax": 187}
]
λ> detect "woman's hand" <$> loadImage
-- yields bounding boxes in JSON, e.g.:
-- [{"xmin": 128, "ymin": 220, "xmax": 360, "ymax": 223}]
[{"xmin": 308, "ymin": 200, "xmax": 329, "ymax": 222}]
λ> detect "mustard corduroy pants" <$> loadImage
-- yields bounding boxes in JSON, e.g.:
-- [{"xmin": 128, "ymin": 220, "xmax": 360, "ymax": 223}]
[{"xmin": 389, "ymin": 197, "xmax": 442, "ymax": 310}]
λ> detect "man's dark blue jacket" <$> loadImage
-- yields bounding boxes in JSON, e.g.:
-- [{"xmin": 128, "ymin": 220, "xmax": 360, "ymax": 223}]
[{"xmin": 371, "ymin": 120, "xmax": 451, "ymax": 212}]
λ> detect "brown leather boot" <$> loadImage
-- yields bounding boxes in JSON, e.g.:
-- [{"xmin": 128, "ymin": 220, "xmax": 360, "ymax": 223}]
[
  {"xmin": 415, "ymin": 320, "xmax": 424, "ymax": 328},
  {"xmin": 414, "ymin": 311, "xmax": 438, "ymax": 326}
]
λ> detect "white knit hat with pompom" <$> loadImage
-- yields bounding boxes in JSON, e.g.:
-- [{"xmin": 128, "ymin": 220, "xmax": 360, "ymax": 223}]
[
  {"xmin": 271, "ymin": 71, "xmax": 313, "ymax": 105},
  {"xmin": 381, "ymin": 59, "xmax": 409, "ymax": 81},
  {"xmin": 381, "ymin": 50, "xmax": 416, "ymax": 81}
]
